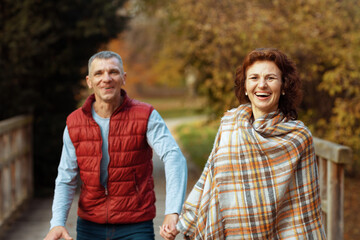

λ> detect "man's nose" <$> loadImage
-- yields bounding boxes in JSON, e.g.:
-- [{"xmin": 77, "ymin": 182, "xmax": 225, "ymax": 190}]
[{"xmin": 103, "ymin": 72, "xmax": 112, "ymax": 81}]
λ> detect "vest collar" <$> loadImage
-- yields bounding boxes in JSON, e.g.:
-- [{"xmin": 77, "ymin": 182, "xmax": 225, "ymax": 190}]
[{"xmin": 81, "ymin": 89, "xmax": 130, "ymax": 118}]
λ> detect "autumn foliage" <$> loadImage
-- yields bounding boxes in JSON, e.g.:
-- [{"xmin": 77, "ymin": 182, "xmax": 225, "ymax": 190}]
[{"xmin": 131, "ymin": 0, "xmax": 360, "ymax": 171}]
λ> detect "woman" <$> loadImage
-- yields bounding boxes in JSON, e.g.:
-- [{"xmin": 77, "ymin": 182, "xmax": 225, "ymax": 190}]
[{"xmin": 160, "ymin": 48, "xmax": 325, "ymax": 239}]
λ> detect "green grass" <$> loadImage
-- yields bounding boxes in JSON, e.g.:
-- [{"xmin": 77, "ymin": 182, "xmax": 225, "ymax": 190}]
[
  {"xmin": 157, "ymin": 108, "xmax": 203, "ymax": 119},
  {"xmin": 176, "ymin": 121, "xmax": 219, "ymax": 168},
  {"xmin": 137, "ymin": 96, "xmax": 205, "ymax": 119}
]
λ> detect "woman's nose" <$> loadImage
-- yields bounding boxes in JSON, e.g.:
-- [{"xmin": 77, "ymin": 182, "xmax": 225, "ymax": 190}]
[{"xmin": 258, "ymin": 78, "xmax": 267, "ymax": 88}]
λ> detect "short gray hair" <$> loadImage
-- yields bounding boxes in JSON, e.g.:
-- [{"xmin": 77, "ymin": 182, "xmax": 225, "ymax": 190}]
[{"xmin": 88, "ymin": 51, "xmax": 124, "ymax": 74}]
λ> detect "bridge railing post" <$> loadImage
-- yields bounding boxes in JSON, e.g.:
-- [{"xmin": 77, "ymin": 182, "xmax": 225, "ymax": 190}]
[{"xmin": 313, "ymin": 137, "xmax": 352, "ymax": 240}]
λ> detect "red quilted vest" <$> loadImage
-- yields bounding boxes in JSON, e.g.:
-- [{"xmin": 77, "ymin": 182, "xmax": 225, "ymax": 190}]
[{"xmin": 66, "ymin": 90, "xmax": 156, "ymax": 224}]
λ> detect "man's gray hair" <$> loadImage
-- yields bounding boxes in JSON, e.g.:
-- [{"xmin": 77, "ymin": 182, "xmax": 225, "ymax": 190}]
[{"xmin": 88, "ymin": 51, "xmax": 124, "ymax": 74}]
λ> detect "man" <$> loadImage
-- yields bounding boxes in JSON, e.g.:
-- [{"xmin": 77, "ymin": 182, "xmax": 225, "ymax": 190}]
[{"xmin": 44, "ymin": 51, "xmax": 187, "ymax": 240}]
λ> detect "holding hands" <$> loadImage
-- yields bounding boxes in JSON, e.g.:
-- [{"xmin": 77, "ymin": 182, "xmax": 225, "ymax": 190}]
[{"xmin": 159, "ymin": 213, "xmax": 180, "ymax": 240}]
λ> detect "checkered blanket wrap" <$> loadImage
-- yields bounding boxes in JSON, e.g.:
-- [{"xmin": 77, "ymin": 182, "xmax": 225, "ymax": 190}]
[{"xmin": 177, "ymin": 104, "xmax": 325, "ymax": 239}]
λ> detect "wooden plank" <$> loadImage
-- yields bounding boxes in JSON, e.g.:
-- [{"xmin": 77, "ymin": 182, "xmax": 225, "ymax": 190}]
[
  {"xmin": 2, "ymin": 165, "xmax": 11, "ymax": 223},
  {"xmin": 327, "ymin": 161, "xmax": 344, "ymax": 240},
  {"xmin": 0, "ymin": 115, "xmax": 33, "ymax": 135},
  {"xmin": 319, "ymin": 157, "xmax": 327, "ymax": 213},
  {"xmin": 0, "ymin": 147, "xmax": 31, "ymax": 168},
  {"xmin": 0, "ymin": 169, "xmax": 3, "ymax": 225},
  {"xmin": 313, "ymin": 137, "xmax": 352, "ymax": 164}
]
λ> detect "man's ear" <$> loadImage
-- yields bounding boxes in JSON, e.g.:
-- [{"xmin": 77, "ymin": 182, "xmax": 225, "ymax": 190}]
[
  {"xmin": 86, "ymin": 76, "xmax": 92, "ymax": 89},
  {"xmin": 122, "ymin": 72, "xmax": 127, "ymax": 85}
]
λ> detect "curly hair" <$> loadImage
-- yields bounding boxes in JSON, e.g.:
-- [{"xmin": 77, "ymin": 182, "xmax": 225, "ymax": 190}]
[{"xmin": 234, "ymin": 48, "xmax": 302, "ymax": 120}]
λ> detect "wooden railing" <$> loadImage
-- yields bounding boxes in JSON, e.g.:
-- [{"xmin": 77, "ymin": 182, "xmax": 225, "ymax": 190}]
[
  {"xmin": 0, "ymin": 115, "xmax": 33, "ymax": 232},
  {"xmin": 313, "ymin": 137, "xmax": 352, "ymax": 240}
]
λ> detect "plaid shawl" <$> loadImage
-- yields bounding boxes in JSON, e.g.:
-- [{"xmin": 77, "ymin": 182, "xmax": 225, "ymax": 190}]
[{"xmin": 177, "ymin": 104, "xmax": 325, "ymax": 239}]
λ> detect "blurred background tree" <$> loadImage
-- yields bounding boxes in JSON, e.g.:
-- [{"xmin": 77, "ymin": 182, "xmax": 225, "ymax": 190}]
[
  {"xmin": 130, "ymin": 0, "xmax": 360, "ymax": 173},
  {"xmin": 1, "ymin": 0, "xmax": 359, "ymax": 192},
  {"xmin": 0, "ymin": 0, "xmax": 128, "ymax": 194}
]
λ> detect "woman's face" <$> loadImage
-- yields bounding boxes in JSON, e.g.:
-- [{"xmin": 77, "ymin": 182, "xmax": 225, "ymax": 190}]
[{"xmin": 245, "ymin": 61, "xmax": 282, "ymax": 120}]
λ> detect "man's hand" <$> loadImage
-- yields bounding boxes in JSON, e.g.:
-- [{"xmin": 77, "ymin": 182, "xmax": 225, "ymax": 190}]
[
  {"xmin": 159, "ymin": 213, "xmax": 180, "ymax": 240},
  {"xmin": 43, "ymin": 226, "xmax": 73, "ymax": 240}
]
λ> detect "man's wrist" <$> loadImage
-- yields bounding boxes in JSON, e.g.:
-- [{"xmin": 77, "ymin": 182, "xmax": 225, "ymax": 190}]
[
  {"xmin": 50, "ymin": 222, "xmax": 66, "ymax": 230},
  {"xmin": 165, "ymin": 213, "xmax": 178, "ymax": 216}
]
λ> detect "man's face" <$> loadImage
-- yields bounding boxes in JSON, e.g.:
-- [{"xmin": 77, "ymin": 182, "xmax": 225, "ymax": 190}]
[{"xmin": 86, "ymin": 57, "xmax": 126, "ymax": 104}]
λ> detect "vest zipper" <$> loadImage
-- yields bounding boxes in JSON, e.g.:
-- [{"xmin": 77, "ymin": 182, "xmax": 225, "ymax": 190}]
[{"xmin": 105, "ymin": 186, "xmax": 109, "ymax": 223}]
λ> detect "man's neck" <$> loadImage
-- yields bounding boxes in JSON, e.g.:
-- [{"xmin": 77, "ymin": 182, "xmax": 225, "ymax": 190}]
[{"xmin": 93, "ymin": 96, "xmax": 123, "ymax": 118}]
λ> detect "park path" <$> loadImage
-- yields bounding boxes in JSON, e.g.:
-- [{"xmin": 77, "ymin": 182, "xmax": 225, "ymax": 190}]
[{"xmin": 1, "ymin": 115, "xmax": 205, "ymax": 240}]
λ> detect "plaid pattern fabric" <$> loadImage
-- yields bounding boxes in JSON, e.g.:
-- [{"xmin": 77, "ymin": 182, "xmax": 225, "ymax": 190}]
[{"xmin": 177, "ymin": 104, "xmax": 325, "ymax": 239}]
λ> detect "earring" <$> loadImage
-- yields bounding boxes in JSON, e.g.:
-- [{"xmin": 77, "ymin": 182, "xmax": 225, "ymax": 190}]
[
  {"xmin": 245, "ymin": 92, "xmax": 248, "ymax": 96},
  {"xmin": 282, "ymin": 91, "xmax": 285, "ymax": 95}
]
